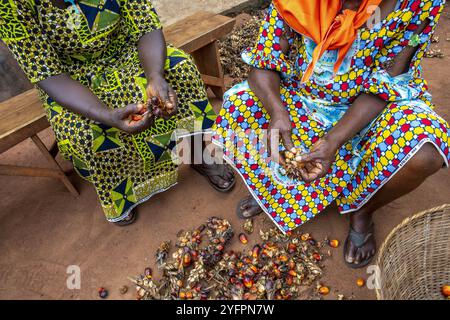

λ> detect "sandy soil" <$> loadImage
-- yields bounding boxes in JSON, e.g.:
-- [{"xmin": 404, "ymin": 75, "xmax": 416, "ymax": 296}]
[{"xmin": 0, "ymin": 9, "xmax": 449, "ymax": 300}]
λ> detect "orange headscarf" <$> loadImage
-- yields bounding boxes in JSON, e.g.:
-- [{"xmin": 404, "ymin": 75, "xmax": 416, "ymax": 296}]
[{"xmin": 273, "ymin": 0, "xmax": 382, "ymax": 82}]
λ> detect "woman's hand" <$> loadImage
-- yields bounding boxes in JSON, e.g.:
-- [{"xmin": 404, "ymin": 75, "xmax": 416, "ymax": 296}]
[
  {"xmin": 268, "ymin": 110, "xmax": 295, "ymax": 162},
  {"xmin": 108, "ymin": 103, "xmax": 154, "ymax": 134},
  {"xmin": 298, "ymin": 136, "xmax": 339, "ymax": 183},
  {"xmin": 146, "ymin": 73, "xmax": 178, "ymax": 119}
]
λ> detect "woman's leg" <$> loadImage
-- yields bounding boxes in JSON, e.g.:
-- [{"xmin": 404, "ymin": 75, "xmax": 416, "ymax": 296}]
[{"xmin": 345, "ymin": 143, "xmax": 444, "ymax": 265}]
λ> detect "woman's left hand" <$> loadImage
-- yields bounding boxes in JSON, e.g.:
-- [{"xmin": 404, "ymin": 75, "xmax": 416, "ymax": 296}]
[
  {"xmin": 298, "ymin": 136, "xmax": 339, "ymax": 183},
  {"xmin": 146, "ymin": 73, "xmax": 178, "ymax": 119}
]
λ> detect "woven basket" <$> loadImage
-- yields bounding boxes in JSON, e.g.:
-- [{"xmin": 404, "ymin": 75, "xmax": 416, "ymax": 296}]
[{"xmin": 376, "ymin": 204, "xmax": 450, "ymax": 300}]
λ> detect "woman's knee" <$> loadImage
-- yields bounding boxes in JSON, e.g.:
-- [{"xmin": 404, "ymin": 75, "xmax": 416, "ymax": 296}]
[{"xmin": 404, "ymin": 143, "xmax": 444, "ymax": 176}]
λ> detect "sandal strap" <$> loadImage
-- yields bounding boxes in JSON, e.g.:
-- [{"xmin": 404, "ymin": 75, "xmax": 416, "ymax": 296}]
[{"xmin": 348, "ymin": 224, "xmax": 374, "ymax": 248}]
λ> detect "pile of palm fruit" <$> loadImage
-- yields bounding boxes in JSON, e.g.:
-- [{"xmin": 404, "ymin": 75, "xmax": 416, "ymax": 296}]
[
  {"xmin": 219, "ymin": 10, "xmax": 266, "ymax": 86},
  {"xmin": 132, "ymin": 217, "xmax": 339, "ymax": 300}
]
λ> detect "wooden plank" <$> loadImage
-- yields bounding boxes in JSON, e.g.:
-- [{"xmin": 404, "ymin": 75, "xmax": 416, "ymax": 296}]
[
  {"xmin": 193, "ymin": 41, "xmax": 226, "ymax": 98},
  {"xmin": 164, "ymin": 12, "xmax": 235, "ymax": 53},
  {"xmin": 0, "ymin": 164, "xmax": 62, "ymax": 178},
  {"xmin": 0, "ymin": 117, "xmax": 49, "ymax": 154},
  {"xmin": 0, "ymin": 89, "xmax": 47, "ymax": 153},
  {"xmin": 201, "ymin": 74, "xmax": 225, "ymax": 88}
]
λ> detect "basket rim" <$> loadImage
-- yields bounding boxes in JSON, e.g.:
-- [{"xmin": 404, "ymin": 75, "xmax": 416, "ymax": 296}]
[{"xmin": 375, "ymin": 203, "xmax": 450, "ymax": 300}]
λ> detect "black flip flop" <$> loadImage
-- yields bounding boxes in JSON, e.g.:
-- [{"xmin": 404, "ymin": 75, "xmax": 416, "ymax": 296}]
[
  {"xmin": 191, "ymin": 164, "xmax": 236, "ymax": 193},
  {"xmin": 343, "ymin": 224, "xmax": 376, "ymax": 269},
  {"xmin": 113, "ymin": 210, "xmax": 137, "ymax": 227},
  {"xmin": 236, "ymin": 196, "xmax": 263, "ymax": 219}
]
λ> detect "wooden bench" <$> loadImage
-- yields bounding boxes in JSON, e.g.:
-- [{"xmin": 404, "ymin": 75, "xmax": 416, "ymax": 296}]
[
  {"xmin": 166, "ymin": 11, "xmax": 235, "ymax": 98},
  {"xmin": 0, "ymin": 12, "xmax": 235, "ymax": 196}
]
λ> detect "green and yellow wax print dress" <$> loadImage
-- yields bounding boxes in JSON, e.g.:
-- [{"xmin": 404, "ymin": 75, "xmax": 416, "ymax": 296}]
[{"xmin": 0, "ymin": 0, "xmax": 216, "ymax": 222}]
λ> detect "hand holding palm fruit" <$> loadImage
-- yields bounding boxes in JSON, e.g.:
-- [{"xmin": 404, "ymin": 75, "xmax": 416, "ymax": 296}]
[
  {"xmin": 145, "ymin": 78, "xmax": 178, "ymax": 120},
  {"xmin": 282, "ymin": 138, "xmax": 336, "ymax": 183},
  {"xmin": 129, "ymin": 76, "xmax": 178, "ymax": 124},
  {"xmin": 283, "ymin": 147, "xmax": 307, "ymax": 179},
  {"xmin": 129, "ymin": 96, "xmax": 176, "ymax": 123}
]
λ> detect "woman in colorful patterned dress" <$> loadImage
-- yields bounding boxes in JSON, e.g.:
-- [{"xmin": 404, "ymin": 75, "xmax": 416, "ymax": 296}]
[
  {"xmin": 213, "ymin": 0, "xmax": 450, "ymax": 268},
  {"xmin": 0, "ymin": 0, "xmax": 235, "ymax": 225}
]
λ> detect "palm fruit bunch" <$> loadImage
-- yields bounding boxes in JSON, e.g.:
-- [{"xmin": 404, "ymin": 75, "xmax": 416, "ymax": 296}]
[
  {"xmin": 133, "ymin": 218, "xmax": 333, "ymax": 300},
  {"xmin": 145, "ymin": 96, "xmax": 175, "ymax": 118},
  {"xmin": 130, "ymin": 96, "xmax": 175, "ymax": 122},
  {"xmin": 283, "ymin": 147, "xmax": 306, "ymax": 179}
]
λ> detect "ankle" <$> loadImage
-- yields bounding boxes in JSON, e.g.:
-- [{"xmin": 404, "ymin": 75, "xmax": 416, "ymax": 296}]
[{"xmin": 350, "ymin": 210, "xmax": 372, "ymax": 233}]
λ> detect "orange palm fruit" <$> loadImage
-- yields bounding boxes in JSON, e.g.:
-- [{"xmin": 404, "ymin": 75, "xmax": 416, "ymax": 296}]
[
  {"xmin": 252, "ymin": 245, "xmax": 261, "ymax": 258},
  {"xmin": 243, "ymin": 277, "xmax": 254, "ymax": 289},
  {"xmin": 182, "ymin": 252, "xmax": 192, "ymax": 267},
  {"xmin": 287, "ymin": 243, "xmax": 297, "ymax": 254},
  {"xmin": 239, "ymin": 233, "xmax": 248, "ymax": 245},
  {"xmin": 442, "ymin": 285, "xmax": 450, "ymax": 297},
  {"xmin": 356, "ymin": 278, "xmax": 365, "ymax": 287},
  {"xmin": 288, "ymin": 270, "xmax": 297, "ymax": 277},
  {"xmin": 318, "ymin": 286, "xmax": 330, "ymax": 295},
  {"xmin": 313, "ymin": 253, "xmax": 321, "ymax": 261},
  {"xmin": 329, "ymin": 239, "xmax": 339, "ymax": 248}
]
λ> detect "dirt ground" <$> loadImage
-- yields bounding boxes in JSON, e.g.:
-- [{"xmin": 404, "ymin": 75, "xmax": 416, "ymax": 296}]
[{"xmin": 0, "ymin": 10, "xmax": 449, "ymax": 300}]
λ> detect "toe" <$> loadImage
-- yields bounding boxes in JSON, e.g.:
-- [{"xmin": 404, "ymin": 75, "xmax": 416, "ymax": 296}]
[
  {"xmin": 354, "ymin": 249, "xmax": 363, "ymax": 265},
  {"xmin": 211, "ymin": 175, "xmax": 231, "ymax": 189},
  {"xmin": 240, "ymin": 197, "xmax": 251, "ymax": 210},
  {"xmin": 361, "ymin": 250, "xmax": 369, "ymax": 261},
  {"xmin": 345, "ymin": 241, "xmax": 357, "ymax": 263},
  {"xmin": 239, "ymin": 202, "xmax": 247, "ymax": 211}
]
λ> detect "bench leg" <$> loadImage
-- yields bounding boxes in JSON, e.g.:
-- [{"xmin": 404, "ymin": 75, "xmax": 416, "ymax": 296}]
[
  {"xmin": 191, "ymin": 40, "xmax": 226, "ymax": 99},
  {"xmin": 30, "ymin": 135, "xmax": 79, "ymax": 197}
]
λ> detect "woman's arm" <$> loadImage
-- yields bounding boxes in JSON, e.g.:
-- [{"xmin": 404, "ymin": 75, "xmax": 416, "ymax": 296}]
[
  {"xmin": 300, "ymin": 21, "xmax": 431, "ymax": 182},
  {"xmin": 325, "ymin": 93, "xmax": 387, "ymax": 150},
  {"xmin": 1, "ymin": 1, "xmax": 153, "ymax": 134},
  {"xmin": 325, "ymin": 21, "xmax": 429, "ymax": 149},
  {"xmin": 138, "ymin": 30, "xmax": 177, "ymax": 118},
  {"xmin": 38, "ymin": 75, "xmax": 153, "ymax": 133},
  {"xmin": 138, "ymin": 30, "xmax": 166, "ymax": 81},
  {"xmin": 38, "ymin": 75, "xmax": 114, "ymax": 125},
  {"xmin": 248, "ymin": 36, "xmax": 294, "ymax": 154}
]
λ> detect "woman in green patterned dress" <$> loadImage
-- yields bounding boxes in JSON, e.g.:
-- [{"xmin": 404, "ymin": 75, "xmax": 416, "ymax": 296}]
[{"xmin": 0, "ymin": 0, "xmax": 235, "ymax": 225}]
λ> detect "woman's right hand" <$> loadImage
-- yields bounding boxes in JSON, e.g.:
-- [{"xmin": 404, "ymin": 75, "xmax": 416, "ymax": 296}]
[
  {"xmin": 108, "ymin": 103, "xmax": 154, "ymax": 134},
  {"xmin": 267, "ymin": 109, "xmax": 294, "ymax": 162}
]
